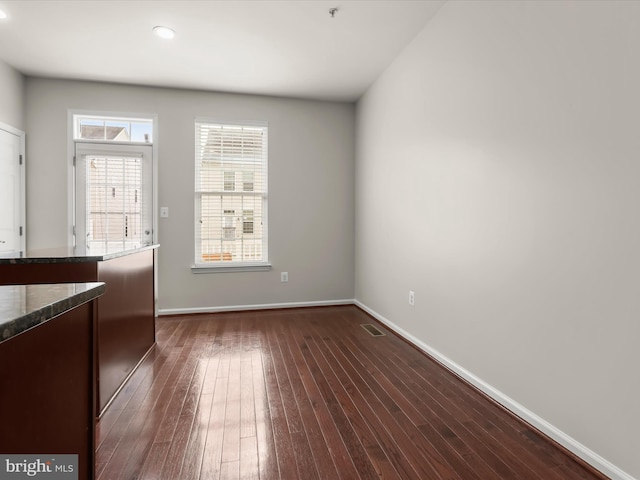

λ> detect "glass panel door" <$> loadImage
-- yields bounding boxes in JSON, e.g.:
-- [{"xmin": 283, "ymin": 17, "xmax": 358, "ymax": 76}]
[{"xmin": 75, "ymin": 143, "xmax": 153, "ymax": 253}]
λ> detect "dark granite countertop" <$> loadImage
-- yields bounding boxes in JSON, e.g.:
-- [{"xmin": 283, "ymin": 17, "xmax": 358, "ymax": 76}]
[
  {"xmin": 0, "ymin": 244, "xmax": 159, "ymax": 264},
  {"xmin": 0, "ymin": 282, "xmax": 106, "ymax": 343}
]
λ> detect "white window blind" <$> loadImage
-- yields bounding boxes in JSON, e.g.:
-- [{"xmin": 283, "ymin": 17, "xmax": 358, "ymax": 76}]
[
  {"xmin": 194, "ymin": 121, "xmax": 268, "ymax": 267},
  {"xmin": 75, "ymin": 143, "xmax": 153, "ymax": 253}
]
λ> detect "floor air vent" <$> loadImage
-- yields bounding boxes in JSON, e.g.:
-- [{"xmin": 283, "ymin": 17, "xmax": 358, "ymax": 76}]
[{"xmin": 361, "ymin": 324, "xmax": 385, "ymax": 337}]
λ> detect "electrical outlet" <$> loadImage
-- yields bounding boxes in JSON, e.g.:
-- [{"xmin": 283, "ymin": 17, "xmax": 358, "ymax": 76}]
[
  {"xmin": 409, "ymin": 290, "xmax": 415, "ymax": 306},
  {"xmin": 281, "ymin": 272, "xmax": 289, "ymax": 283}
]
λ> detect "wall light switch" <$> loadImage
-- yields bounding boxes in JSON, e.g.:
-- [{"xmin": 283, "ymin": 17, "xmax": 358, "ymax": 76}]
[{"xmin": 160, "ymin": 207, "xmax": 169, "ymax": 218}]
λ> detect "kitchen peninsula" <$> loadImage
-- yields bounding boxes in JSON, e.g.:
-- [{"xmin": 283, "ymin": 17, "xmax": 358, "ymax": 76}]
[
  {"xmin": 0, "ymin": 282, "xmax": 105, "ymax": 479},
  {"xmin": 0, "ymin": 244, "xmax": 158, "ymax": 415}
]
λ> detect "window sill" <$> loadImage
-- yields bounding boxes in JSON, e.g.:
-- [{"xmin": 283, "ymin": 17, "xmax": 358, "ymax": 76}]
[{"xmin": 191, "ymin": 263, "xmax": 272, "ymax": 274}]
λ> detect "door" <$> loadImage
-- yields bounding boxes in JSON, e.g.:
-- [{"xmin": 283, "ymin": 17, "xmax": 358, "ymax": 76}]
[
  {"xmin": 75, "ymin": 143, "xmax": 153, "ymax": 252},
  {"xmin": 0, "ymin": 124, "xmax": 25, "ymax": 257}
]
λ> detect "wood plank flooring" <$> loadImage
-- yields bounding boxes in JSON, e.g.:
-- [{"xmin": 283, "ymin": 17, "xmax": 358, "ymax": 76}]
[{"xmin": 96, "ymin": 306, "xmax": 608, "ymax": 480}]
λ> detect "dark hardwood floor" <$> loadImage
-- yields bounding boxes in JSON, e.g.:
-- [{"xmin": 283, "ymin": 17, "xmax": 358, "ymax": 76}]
[{"xmin": 96, "ymin": 305, "xmax": 607, "ymax": 480}]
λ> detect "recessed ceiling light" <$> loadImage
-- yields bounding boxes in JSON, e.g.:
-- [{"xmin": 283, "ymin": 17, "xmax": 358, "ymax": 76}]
[
  {"xmin": 0, "ymin": 9, "xmax": 8, "ymax": 20},
  {"xmin": 153, "ymin": 26, "xmax": 175, "ymax": 40}
]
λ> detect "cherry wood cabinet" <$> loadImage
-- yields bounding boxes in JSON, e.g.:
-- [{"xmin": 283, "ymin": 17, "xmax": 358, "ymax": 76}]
[
  {"xmin": 0, "ymin": 283, "xmax": 105, "ymax": 480},
  {"xmin": 0, "ymin": 246, "xmax": 157, "ymax": 414}
]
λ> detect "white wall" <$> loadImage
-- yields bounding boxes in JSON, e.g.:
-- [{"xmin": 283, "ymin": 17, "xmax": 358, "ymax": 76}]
[
  {"xmin": 356, "ymin": 1, "xmax": 639, "ymax": 478},
  {"xmin": 0, "ymin": 59, "xmax": 24, "ymax": 129},
  {"xmin": 25, "ymin": 78, "xmax": 355, "ymax": 311}
]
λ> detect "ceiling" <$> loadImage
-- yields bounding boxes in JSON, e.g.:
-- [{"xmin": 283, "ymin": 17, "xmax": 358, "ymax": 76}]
[{"xmin": 0, "ymin": 0, "xmax": 445, "ymax": 102}]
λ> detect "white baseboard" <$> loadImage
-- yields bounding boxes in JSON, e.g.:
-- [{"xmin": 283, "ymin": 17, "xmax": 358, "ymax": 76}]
[
  {"xmin": 355, "ymin": 300, "xmax": 636, "ymax": 480},
  {"xmin": 158, "ymin": 298, "xmax": 355, "ymax": 316}
]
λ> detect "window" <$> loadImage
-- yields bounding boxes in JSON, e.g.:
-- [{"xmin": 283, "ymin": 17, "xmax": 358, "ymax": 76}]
[
  {"xmin": 243, "ymin": 210, "xmax": 254, "ymax": 234},
  {"xmin": 74, "ymin": 115, "xmax": 153, "ymax": 143},
  {"xmin": 223, "ymin": 209, "xmax": 236, "ymax": 240},
  {"xmin": 194, "ymin": 120, "xmax": 268, "ymax": 270},
  {"xmin": 73, "ymin": 114, "xmax": 154, "ymax": 253},
  {"xmin": 224, "ymin": 171, "xmax": 235, "ymax": 191},
  {"xmin": 243, "ymin": 172, "xmax": 254, "ymax": 192}
]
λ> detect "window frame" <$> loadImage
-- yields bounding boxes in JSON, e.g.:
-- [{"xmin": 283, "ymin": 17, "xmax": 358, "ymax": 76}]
[
  {"xmin": 68, "ymin": 110, "xmax": 158, "ymax": 249},
  {"xmin": 192, "ymin": 119, "xmax": 270, "ymax": 273}
]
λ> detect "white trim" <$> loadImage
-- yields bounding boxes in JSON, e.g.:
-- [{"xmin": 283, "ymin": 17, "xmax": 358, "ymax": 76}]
[
  {"xmin": 158, "ymin": 298, "xmax": 355, "ymax": 316},
  {"xmin": 0, "ymin": 121, "xmax": 24, "ymax": 137},
  {"xmin": 191, "ymin": 263, "xmax": 272, "ymax": 273},
  {"xmin": 355, "ymin": 300, "xmax": 636, "ymax": 480}
]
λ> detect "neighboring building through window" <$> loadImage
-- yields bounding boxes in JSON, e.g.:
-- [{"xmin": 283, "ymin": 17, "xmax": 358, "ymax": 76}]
[
  {"xmin": 75, "ymin": 115, "xmax": 153, "ymax": 143},
  {"xmin": 194, "ymin": 120, "xmax": 268, "ymax": 267}
]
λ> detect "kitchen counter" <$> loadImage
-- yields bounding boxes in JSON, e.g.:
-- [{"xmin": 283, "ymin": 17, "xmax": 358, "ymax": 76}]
[
  {"xmin": 0, "ymin": 243, "xmax": 158, "ymax": 264},
  {"xmin": 0, "ymin": 282, "xmax": 105, "ymax": 343},
  {"xmin": 0, "ymin": 282, "xmax": 105, "ymax": 479}
]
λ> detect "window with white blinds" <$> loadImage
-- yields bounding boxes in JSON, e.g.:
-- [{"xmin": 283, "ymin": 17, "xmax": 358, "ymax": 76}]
[
  {"xmin": 75, "ymin": 143, "xmax": 153, "ymax": 253},
  {"xmin": 194, "ymin": 121, "xmax": 268, "ymax": 269}
]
